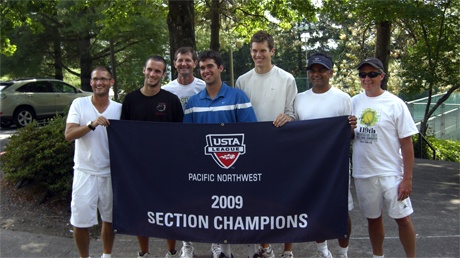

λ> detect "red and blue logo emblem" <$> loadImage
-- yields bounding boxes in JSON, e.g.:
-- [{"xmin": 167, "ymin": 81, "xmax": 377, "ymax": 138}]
[{"xmin": 205, "ymin": 134, "xmax": 246, "ymax": 169}]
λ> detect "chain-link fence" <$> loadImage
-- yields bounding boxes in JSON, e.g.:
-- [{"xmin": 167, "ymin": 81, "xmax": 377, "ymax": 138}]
[{"xmin": 407, "ymin": 93, "xmax": 460, "ymax": 140}]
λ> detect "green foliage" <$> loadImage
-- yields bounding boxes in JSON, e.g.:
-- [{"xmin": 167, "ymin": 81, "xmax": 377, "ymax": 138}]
[
  {"xmin": 0, "ymin": 116, "xmax": 74, "ymax": 196},
  {"xmin": 413, "ymin": 134, "xmax": 460, "ymax": 162},
  {"xmin": 195, "ymin": 0, "xmax": 316, "ymax": 49},
  {"xmin": 398, "ymin": 0, "xmax": 460, "ymax": 97},
  {"xmin": 427, "ymin": 137, "xmax": 460, "ymax": 162},
  {"xmin": 1, "ymin": 0, "xmax": 168, "ymax": 95}
]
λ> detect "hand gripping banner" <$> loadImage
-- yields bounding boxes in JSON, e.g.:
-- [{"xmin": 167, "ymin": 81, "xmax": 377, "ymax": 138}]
[{"xmin": 107, "ymin": 116, "xmax": 350, "ymax": 244}]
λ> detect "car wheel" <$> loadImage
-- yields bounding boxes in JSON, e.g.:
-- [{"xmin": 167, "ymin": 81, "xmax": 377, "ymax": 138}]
[
  {"xmin": 0, "ymin": 119, "xmax": 13, "ymax": 128},
  {"xmin": 13, "ymin": 107, "xmax": 35, "ymax": 128}
]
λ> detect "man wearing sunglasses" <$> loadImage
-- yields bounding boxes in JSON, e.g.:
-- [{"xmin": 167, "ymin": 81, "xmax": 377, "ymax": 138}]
[
  {"xmin": 352, "ymin": 57, "xmax": 417, "ymax": 258},
  {"xmin": 294, "ymin": 53, "xmax": 355, "ymax": 258}
]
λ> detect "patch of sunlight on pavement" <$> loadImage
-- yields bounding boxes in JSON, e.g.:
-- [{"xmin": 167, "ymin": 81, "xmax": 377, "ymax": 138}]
[
  {"xmin": 450, "ymin": 199, "xmax": 460, "ymax": 205},
  {"xmin": 21, "ymin": 242, "xmax": 49, "ymax": 253}
]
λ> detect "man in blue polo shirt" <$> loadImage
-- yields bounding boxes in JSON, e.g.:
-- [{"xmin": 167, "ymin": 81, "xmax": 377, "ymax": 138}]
[
  {"xmin": 184, "ymin": 50, "xmax": 256, "ymax": 124},
  {"xmin": 183, "ymin": 50, "xmax": 256, "ymax": 258}
]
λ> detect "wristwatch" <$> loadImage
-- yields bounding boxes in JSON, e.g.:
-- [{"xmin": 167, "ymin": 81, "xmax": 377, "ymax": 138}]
[{"xmin": 86, "ymin": 121, "xmax": 96, "ymax": 131}]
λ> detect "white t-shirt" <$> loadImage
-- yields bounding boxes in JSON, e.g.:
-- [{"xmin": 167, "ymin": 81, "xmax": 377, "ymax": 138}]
[
  {"xmin": 66, "ymin": 96, "xmax": 122, "ymax": 176},
  {"xmin": 295, "ymin": 87, "xmax": 352, "ymax": 120},
  {"xmin": 352, "ymin": 91, "xmax": 418, "ymax": 178},
  {"xmin": 162, "ymin": 77, "xmax": 206, "ymax": 110},
  {"xmin": 236, "ymin": 65, "xmax": 297, "ymax": 121}
]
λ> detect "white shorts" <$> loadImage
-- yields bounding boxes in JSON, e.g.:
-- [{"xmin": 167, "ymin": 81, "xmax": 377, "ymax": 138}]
[
  {"xmin": 347, "ymin": 183, "xmax": 354, "ymax": 211},
  {"xmin": 348, "ymin": 171, "xmax": 354, "ymax": 211},
  {"xmin": 355, "ymin": 175, "xmax": 413, "ymax": 219},
  {"xmin": 70, "ymin": 169, "xmax": 113, "ymax": 228}
]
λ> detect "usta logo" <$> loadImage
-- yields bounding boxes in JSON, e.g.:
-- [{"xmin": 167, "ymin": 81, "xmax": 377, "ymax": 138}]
[{"xmin": 205, "ymin": 134, "xmax": 246, "ymax": 169}]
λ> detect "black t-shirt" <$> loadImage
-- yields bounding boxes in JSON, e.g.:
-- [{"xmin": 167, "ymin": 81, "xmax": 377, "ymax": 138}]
[{"xmin": 121, "ymin": 89, "xmax": 184, "ymax": 122}]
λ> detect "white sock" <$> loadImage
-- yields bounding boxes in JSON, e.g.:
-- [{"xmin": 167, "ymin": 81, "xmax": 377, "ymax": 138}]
[
  {"xmin": 316, "ymin": 241, "xmax": 329, "ymax": 256},
  {"xmin": 101, "ymin": 254, "xmax": 112, "ymax": 258},
  {"xmin": 183, "ymin": 241, "xmax": 193, "ymax": 247},
  {"xmin": 373, "ymin": 255, "xmax": 384, "ymax": 258},
  {"xmin": 338, "ymin": 246, "xmax": 348, "ymax": 255},
  {"xmin": 263, "ymin": 245, "xmax": 273, "ymax": 253},
  {"xmin": 283, "ymin": 250, "xmax": 293, "ymax": 256}
]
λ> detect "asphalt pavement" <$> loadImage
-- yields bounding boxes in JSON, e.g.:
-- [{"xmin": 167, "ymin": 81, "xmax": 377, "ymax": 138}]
[{"xmin": 0, "ymin": 128, "xmax": 459, "ymax": 258}]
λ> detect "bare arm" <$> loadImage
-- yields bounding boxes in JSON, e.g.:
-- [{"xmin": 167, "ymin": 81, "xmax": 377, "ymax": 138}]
[
  {"xmin": 64, "ymin": 116, "xmax": 111, "ymax": 142},
  {"xmin": 398, "ymin": 136, "xmax": 415, "ymax": 201},
  {"xmin": 65, "ymin": 122, "xmax": 93, "ymax": 142}
]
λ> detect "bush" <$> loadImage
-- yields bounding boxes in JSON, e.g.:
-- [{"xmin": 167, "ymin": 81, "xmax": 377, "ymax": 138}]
[
  {"xmin": 413, "ymin": 134, "xmax": 460, "ymax": 162},
  {"xmin": 0, "ymin": 115, "xmax": 74, "ymax": 197},
  {"xmin": 426, "ymin": 136, "xmax": 460, "ymax": 162}
]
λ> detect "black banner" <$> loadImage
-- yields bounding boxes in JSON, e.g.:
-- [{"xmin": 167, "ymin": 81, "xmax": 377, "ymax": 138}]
[{"xmin": 107, "ymin": 116, "xmax": 350, "ymax": 244}]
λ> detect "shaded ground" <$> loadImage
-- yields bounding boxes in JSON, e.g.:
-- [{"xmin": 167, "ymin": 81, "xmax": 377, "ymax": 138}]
[{"xmin": 0, "ymin": 179, "xmax": 101, "ymax": 239}]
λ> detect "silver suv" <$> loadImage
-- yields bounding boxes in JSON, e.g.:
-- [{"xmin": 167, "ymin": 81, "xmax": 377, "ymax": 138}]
[{"xmin": 0, "ymin": 78, "xmax": 92, "ymax": 128}]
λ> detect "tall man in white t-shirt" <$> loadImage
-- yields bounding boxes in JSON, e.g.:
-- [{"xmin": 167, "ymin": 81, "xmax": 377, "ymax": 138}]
[
  {"xmin": 352, "ymin": 57, "xmax": 417, "ymax": 258},
  {"xmin": 294, "ymin": 53, "xmax": 356, "ymax": 258},
  {"xmin": 163, "ymin": 46, "xmax": 205, "ymax": 111},
  {"xmin": 65, "ymin": 66, "xmax": 122, "ymax": 258},
  {"xmin": 235, "ymin": 30, "xmax": 297, "ymax": 258}
]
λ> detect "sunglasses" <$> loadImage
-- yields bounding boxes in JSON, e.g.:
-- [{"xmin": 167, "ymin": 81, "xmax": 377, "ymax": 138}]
[{"xmin": 359, "ymin": 71, "xmax": 382, "ymax": 78}]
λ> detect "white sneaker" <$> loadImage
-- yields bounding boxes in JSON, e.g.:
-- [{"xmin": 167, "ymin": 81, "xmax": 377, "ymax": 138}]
[
  {"xmin": 255, "ymin": 245, "xmax": 275, "ymax": 258},
  {"xmin": 281, "ymin": 251, "xmax": 294, "ymax": 258},
  {"xmin": 137, "ymin": 252, "xmax": 150, "ymax": 258},
  {"xmin": 212, "ymin": 243, "xmax": 224, "ymax": 258},
  {"xmin": 180, "ymin": 244, "xmax": 194, "ymax": 258},
  {"xmin": 314, "ymin": 250, "xmax": 332, "ymax": 258},
  {"xmin": 165, "ymin": 250, "xmax": 179, "ymax": 258}
]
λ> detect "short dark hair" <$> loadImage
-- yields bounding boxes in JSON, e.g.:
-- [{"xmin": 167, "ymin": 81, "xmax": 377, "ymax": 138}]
[
  {"xmin": 174, "ymin": 46, "xmax": 198, "ymax": 61},
  {"xmin": 198, "ymin": 50, "xmax": 223, "ymax": 67},
  {"xmin": 92, "ymin": 66, "xmax": 113, "ymax": 78},
  {"xmin": 145, "ymin": 55, "xmax": 167, "ymax": 73},
  {"xmin": 251, "ymin": 30, "xmax": 275, "ymax": 50}
]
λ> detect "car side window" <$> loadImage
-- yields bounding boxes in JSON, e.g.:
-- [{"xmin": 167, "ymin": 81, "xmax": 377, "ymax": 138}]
[
  {"xmin": 51, "ymin": 81, "xmax": 76, "ymax": 93},
  {"xmin": 51, "ymin": 82, "xmax": 63, "ymax": 92},
  {"xmin": 63, "ymin": 84, "xmax": 77, "ymax": 93},
  {"xmin": 36, "ymin": 82, "xmax": 53, "ymax": 93},
  {"xmin": 17, "ymin": 82, "xmax": 53, "ymax": 93},
  {"xmin": 16, "ymin": 84, "xmax": 32, "ymax": 92}
]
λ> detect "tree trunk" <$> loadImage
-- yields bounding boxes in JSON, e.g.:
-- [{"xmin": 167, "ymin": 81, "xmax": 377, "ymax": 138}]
[
  {"xmin": 110, "ymin": 38, "xmax": 118, "ymax": 101},
  {"xmin": 210, "ymin": 0, "xmax": 220, "ymax": 51},
  {"xmin": 167, "ymin": 0, "xmax": 196, "ymax": 79},
  {"xmin": 48, "ymin": 7, "xmax": 63, "ymax": 81},
  {"xmin": 78, "ymin": 32, "xmax": 92, "ymax": 92},
  {"xmin": 375, "ymin": 21, "xmax": 391, "ymax": 90},
  {"xmin": 52, "ymin": 28, "xmax": 63, "ymax": 81}
]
